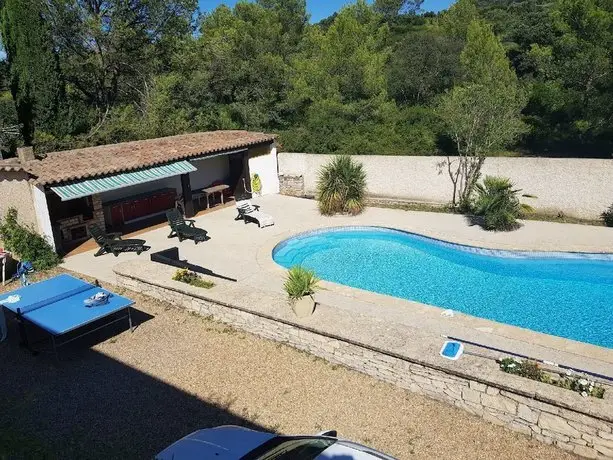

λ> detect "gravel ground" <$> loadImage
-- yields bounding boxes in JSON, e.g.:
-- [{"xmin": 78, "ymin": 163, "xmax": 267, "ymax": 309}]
[{"xmin": 0, "ymin": 270, "xmax": 575, "ymax": 459}]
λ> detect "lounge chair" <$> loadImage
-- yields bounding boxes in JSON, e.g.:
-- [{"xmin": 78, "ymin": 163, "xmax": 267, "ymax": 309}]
[
  {"xmin": 166, "ymin": 209, "xmax": 209, "ymax": 244},
  {"xmin": 235, "ymin": 200, "xmax": 274, "ymax": 228},
  {"xmin": 89, "ymin": 224, "xmax": 148, "ymax": 257}
]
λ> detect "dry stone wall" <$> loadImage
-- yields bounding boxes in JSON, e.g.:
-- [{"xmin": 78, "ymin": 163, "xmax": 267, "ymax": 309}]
[{"xmin": 115, "ymin": 272, "xmax": 613, "ymax": 459}]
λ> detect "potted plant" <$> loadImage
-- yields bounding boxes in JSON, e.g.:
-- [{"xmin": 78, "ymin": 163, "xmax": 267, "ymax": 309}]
[{"xmin": 284, "ymin": 266, "xmax": 320, "ymax": 318}]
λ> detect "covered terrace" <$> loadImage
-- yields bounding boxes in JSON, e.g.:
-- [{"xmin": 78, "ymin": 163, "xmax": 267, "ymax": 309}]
[{"xmin": 3, "ymin": 130, "xmax": 278, "ymax": 254}]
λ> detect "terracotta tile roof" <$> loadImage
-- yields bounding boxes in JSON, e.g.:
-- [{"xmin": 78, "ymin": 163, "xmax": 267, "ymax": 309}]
[
  {"xmin": 0, "ymin": 157, "xmax": 25, "ymax": 172},
  {"xmin": 24, "ymin": 130, "xmax": 276, "ymax": 185}
]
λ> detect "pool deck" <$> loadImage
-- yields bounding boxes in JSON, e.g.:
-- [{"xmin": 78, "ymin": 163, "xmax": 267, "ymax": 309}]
[{"xmin": 63, "ymin": 194, "xmax": 613, "ymax": 382}]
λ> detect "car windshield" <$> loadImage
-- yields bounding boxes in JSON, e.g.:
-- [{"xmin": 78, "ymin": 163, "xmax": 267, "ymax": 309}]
[{"xmin": 242, "ymin": 437, "xmax": 337, "ymax": 460}]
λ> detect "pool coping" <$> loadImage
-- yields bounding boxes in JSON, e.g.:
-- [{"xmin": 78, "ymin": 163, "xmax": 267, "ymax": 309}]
[
  {"xmin": 272, "ymin": 225, "xmax": 613, "ymax": 260},
  {"xmin": 256, "ymin": 225, "xmax": 613, "ymax": 369}
]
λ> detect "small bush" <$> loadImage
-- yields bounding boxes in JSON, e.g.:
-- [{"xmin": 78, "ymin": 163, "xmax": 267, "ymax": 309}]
[
  {"xmin": 499, "ymin": 358, "xmax": 605, "ymax": 399},
  {"xmin": 317, "ymin": 155, "xmax": 367, "ymax": 216},
  {"xmin": 472, "ymin": 176, "xmax": 534, "ymax": 231},
  {"xmin": 0, "ymin": 208, "xmax": 60, "ymax": 270},
  {"xmin": 284, "ymin": 266, "xmax": 320, "ymax": 301},
  {"xmin": 172, "ymin": 269, "xmax": 214, "ymax": 289},
  {"xmin": 601, "ymin": 204, "xmax": 613, "ymax": 227}
]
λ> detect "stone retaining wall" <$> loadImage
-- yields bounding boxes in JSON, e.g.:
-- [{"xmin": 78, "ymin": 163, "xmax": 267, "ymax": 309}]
[{"xmin": 116, "ymin": 272, "xmax": 613, "ymax": 459}]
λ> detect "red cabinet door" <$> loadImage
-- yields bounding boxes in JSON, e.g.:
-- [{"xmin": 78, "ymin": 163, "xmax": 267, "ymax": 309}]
[
  {"xmin": 110, "ymin": 204, "xmax": 123, "ymax": 225},
  {"xmin": 122, "ymin": 201, "xmax": 134, "ymax": 221}
]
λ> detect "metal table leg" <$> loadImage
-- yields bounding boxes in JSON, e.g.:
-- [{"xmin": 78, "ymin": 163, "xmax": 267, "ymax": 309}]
[{"xmin": 128, "ymin": 307, "xmax": 133, "ymax": 332}]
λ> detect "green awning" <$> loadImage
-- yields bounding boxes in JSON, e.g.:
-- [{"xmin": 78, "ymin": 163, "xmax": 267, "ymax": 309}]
[{"xmin": 50, "ymin": 160, "xmax": 197, "ymax": 201}]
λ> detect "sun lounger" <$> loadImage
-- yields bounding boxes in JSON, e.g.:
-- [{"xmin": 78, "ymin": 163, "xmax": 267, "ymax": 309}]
[
  {"xmin": 235, "ymin": 200, "xmax": 274, "ymax": 228},
  {"xmin": 166, "ymin": 209, "xmax": 209, "ymax": 244},
  {"xmin": 89, "ymin": 224, "xmax": 148, "ymax": 257}
]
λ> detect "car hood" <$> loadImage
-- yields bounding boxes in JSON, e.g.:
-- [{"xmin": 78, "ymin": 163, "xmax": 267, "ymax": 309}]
[
  {"xmin": 317, "ymin": 440, "xmax": 398, "ymax": 460},
  {"xmin": 155, "ymin": 426, "xmax": 276, "ymax": 460}
]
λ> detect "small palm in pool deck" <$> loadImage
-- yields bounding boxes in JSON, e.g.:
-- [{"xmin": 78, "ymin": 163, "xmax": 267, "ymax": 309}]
[
  {"xmin": 317, "ymin": 155, "xmax": 367, "ymax": 216},
  {"xmin": 284, "ymin": 266, "xmax": 320, "ymax": 302}
]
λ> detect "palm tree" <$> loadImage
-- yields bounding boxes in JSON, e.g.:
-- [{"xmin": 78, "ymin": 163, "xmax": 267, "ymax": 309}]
[{"xmin": 317, "ymin": 155, "xmax": 367, "ymax": 216}]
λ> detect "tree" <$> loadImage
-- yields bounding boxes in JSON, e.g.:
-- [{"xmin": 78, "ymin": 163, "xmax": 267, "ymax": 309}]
[
  {"xmin": 257, "ymin": 0, "xmax": 308, "ymax": 49},
  {"xmin": 523, "ymin": 0, "xmax": 613, "ymax": 155},
  {"xmin": 373, "ymin": 0, "xmax": 423, "ymax": 19},
  {"xmin": 48, "ymin": 0, "xmax": 197, "ymax": 119},
  {"xmin": 283, "ymin": 1, "xmax": 412, "ymax": 154},
  {"xmin": 437, "ymin": 19, "xmax": 527, "ymax": 208},
  {"xmin": 437, "ymin": 0, "xmax": 479, "ymax": 39},
  {"xmin": 0, "ymin": 0, "xmax": 64, "ymax": 145},
  {"xmin": 388, "ymin": 30, "xmax": 462, "ymax": 104}
]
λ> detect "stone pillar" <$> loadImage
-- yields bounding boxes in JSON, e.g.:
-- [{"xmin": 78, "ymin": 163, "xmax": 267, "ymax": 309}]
[
  {"xmin": 279, "ymin": 175, "xmax": 304, "ymax": 197},
  {"xmin": 91, "ymin": 194, "xmax": 106, "ymax": 229}
]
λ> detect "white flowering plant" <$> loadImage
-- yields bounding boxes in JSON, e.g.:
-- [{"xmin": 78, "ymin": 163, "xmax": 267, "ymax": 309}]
[{"xmin": 499, "ymin": 357, "xmax": 605, "ymax": 399}]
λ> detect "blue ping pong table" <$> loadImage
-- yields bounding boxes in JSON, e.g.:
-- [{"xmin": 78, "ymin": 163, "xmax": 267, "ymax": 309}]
[{"xmin": 1, "ymin": 274, "xmax": 134, "ymax": 358}]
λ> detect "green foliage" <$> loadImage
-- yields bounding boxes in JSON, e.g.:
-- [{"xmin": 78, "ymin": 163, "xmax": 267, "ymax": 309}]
[
  {"xmin": 522, "ymin": 0, "xmax": 613, "ymax": 155},
  {"xmin": 0, "ymin": 0, "xmax": 65, "ymax": 144},
  {"xmin": 437, "ymin": 19, "xmax": 527, "ymax": 206},
  {"xmin": 284, "ymin": 266, "xmax": 320, "ymax": 300},
  {"xmin": 388, "ymin": 30, "xmax": 462, "ymax": 104},
  {"xmin": 317, "ymin": 155, "xmax": 367, "ymax": 215},
  {"xmin": 0, "ymin": 0, "xmax": 611, "ymax": 158},
  {"xmin": 500, "ymin": 358, "xmax": 605, "ymax": 399},
  {"xmin": 172, "ymin": 269, "xmax": 215, "ymax": 289},
  {"xmin": 601, "ymin": 204, "xmax": 613, "ymax": 227},
  {"xmin": 0, "ymin": 208, "xmax": 61, "ymax": 270},
  {"xmin": 373, "ymin": 0, "xmax": 423, "ymax": 19},
  {"xmin": 473, "ymin": 176, "xmax": 533, "ymax": 231},
  {"xmin": 436, "ymin": 0, "xmax": 479, "ymax": 39}
]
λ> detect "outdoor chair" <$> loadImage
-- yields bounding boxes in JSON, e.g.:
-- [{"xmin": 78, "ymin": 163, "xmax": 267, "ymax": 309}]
[
  {"xmin": 166, "ymin": 208, "xmax": 209, "ymax": 244},
  {"xmin": 235, "ymin": 200, "xmax": 274, "ymax": 228},
  {"xmin": 89, "ymin": 223, "xmax": 149, "ymax": 257}
]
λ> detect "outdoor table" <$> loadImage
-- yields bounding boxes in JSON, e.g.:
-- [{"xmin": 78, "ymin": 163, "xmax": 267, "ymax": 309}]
[{"xmin": 202, "ymin": 184, "xmax": 230, "ymax": 209}]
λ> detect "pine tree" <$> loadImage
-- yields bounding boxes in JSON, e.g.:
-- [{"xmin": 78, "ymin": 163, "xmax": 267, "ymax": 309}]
[{"xmin": 0, "ymin": 0, "xmax": 64, "ymax": 145}]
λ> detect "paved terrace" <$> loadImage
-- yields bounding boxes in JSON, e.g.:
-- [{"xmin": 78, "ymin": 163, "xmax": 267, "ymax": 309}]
[{"xmin": 63, "ymin": 194, "xmax": 613, "ymax": 386}]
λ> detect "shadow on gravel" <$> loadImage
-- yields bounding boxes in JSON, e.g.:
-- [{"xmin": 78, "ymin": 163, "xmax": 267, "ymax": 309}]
[{"xmin": 0, "ymin": 316, "xmax": 265, "ymax": 459}]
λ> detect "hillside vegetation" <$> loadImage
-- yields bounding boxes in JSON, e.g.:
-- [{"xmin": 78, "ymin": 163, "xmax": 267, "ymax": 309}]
[{"xmin": 0, "ymin": 0, "xmax": 611, "ymax": 158}]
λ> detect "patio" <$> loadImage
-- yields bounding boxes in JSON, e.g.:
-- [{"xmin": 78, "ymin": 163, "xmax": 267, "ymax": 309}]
[
  {"xmin": 55, "ymin": 195, "xmax": 613, "ymax": 456},
  {"xmin": 63, "ymin": 194, "xmax": 613, "ymax": 370}
]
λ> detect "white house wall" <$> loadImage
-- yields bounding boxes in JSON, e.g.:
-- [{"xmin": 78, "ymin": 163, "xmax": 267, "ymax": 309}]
[
  {"xmin": 188, "ymin": 155, "xmax": 230, "ymax": 190},
  {"xmin": 248, "ymin": 144, "xmax": 279, "ymax": 196},
  {"xmin": 32, "ymin": 184, "xmax": 56, "ymax": 251}
]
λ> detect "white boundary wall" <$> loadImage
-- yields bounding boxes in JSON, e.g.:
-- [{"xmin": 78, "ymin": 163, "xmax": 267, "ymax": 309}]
[
  {"xmin": 278, "ymin": 153, "xmax": 613, "ymax": 220},
  {"xmin": 249, "ymin": 144, "xmax": 280, "ymax": 196}
]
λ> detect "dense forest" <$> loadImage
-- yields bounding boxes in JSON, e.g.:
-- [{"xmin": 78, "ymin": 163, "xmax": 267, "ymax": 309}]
[{"xmin": 0, "ymin": 0, "xmax": 612, "ymax": 158}]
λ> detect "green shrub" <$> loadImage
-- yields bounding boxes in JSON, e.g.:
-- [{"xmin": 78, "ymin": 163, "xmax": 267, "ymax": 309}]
[
  {"xmin": 472, "ymin": 176, "xmax": 534, "ymax": 231},
  {"xmin": 172, "ymin": 269, "xmax": 214, "ymax": 289},
  {"xmin": 499, "ymin": 357, "xmax": 605, "ymax": 399},
  {"xmin": 284, "ymin": 266, "xmax": 320, "ymax": 301},
  {"xmin": 0, "ymin": 208, "xmax": 61, "ymax": 270},
  {"xmin": 317, "ymin": 155, "xmax": 367, "ymax": 216},
  {"xmin": 601, "ymin": 204, "xmax": 613, "ymax": 227}
]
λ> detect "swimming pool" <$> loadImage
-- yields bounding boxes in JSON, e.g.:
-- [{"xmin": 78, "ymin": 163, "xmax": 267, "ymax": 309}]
[{"xmin": 273, "ymin": 227, "xmax": 613, "ymax": 349}]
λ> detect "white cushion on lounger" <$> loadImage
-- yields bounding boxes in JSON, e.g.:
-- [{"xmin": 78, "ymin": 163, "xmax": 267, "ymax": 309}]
[{"xmin": 236, "ymin": 200, "xmax": 275, "ymax": 228}]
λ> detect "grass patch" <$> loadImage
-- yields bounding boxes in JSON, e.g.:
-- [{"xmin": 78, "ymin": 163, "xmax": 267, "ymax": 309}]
[
  {"xmin": 172, "ymin": 269, "xmax": 215, "ymax": 289},
  {"xmin": 499, "ymin": 358, "xmax": 605, "ymax": 399}
]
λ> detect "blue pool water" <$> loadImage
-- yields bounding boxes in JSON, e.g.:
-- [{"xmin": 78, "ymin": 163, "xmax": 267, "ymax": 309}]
[{"xmin": 273, "ymin": 227, "xmax": 613, "ymax": 349}]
